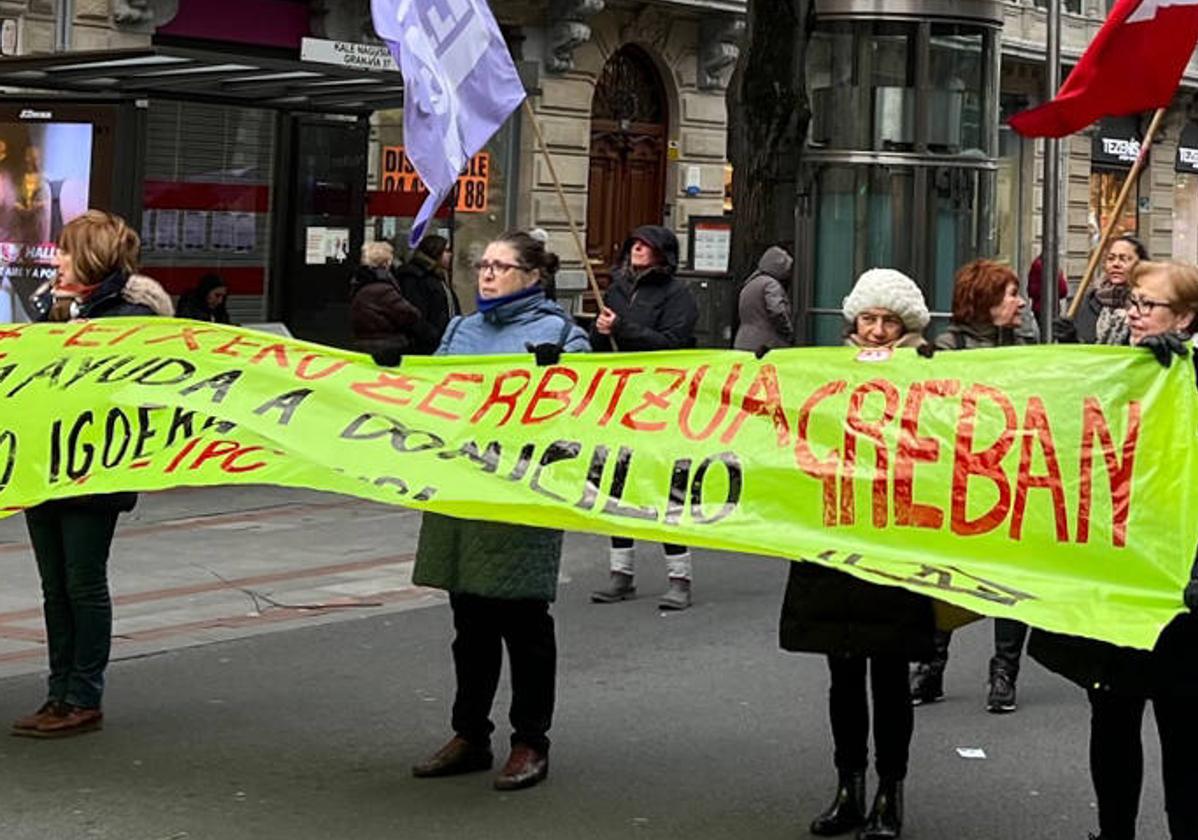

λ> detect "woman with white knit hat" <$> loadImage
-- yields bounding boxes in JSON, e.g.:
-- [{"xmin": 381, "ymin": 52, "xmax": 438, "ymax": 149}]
[{"xmin": 779, "ymin": 268, "xmax": 935, "ymax": 840}]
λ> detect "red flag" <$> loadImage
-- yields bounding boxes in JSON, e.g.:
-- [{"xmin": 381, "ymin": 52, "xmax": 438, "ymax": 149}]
[{"xmin": 1009, "ymin": 0, "xmax": 1198, "ymax": 138}]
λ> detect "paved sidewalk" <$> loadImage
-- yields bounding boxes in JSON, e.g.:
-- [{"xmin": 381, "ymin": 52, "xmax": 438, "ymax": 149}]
[{"xmin": 0, "ymin": 486, "xmax": 441, "ymax": 679}]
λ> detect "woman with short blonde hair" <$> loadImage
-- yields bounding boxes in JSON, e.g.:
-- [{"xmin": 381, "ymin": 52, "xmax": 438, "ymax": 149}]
[{"xmin": 361, "ymin": 240, "xmax": 395, "ymax": 269}]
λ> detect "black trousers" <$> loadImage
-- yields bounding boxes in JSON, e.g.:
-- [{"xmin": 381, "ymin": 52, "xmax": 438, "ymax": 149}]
[
  {"xmin": 990, "ymin": 619, "xmax": 1028, "ymax": 677},
  {"xmin": 827, "ymin": 654, "xmax": 914, "ymax": 780},
  {"xmin": 611, "ymin": 536, "xmax": 687, "ymax": 555},
  {"xmin": 449, "ymin": 593, "xmax": 556, "ymax": 753},
  {"xmin": 1088, "ymin": 688, "xmax": 1198, "ymax": 840}
]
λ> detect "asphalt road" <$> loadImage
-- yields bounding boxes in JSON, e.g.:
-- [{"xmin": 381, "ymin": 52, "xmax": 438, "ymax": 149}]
[{"xmin": 0, "ymin": 525, "xmax": 1167, "ymax": 840}]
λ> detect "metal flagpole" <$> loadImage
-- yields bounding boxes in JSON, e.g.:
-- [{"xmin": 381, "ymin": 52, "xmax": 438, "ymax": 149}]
[{"xmin": 1040, "ymin": 0, "xmax": 1062, "ymax": 340}]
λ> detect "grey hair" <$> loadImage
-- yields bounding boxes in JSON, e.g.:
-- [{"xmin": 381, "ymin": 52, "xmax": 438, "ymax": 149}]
[{"xmin": 362, "ymin": 240, "xmax": 395, "ymax": 268}]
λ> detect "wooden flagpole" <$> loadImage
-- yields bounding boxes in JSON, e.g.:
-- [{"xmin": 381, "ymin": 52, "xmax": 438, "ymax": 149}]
[
  {"xmin": 521, "ymin": 99, "xmax": 607, "ymax": 310},
  {"xmin": 1066, "ymin": 106, "xmax": 1167, "ymax": 319}
]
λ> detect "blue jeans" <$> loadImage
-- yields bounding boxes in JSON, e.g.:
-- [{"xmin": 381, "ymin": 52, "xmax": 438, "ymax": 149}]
[{"xmin": 25, "ymin": 503, "xmax": 119, "ymax": 709}]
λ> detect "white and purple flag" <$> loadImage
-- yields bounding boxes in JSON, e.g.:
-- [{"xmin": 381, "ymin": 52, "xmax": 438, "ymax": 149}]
[{"xmin": 372, "ymin": 0, "xmax": 526, "ymax": 244}]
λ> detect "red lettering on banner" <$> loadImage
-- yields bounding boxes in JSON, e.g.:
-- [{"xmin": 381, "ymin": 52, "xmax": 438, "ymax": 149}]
[
  {"xmin": 571, "ymin": 368, "xmax": 607, "ymax": 417},
  {"xmin": 249, "ymin": 344, "xmax": 292, "ymax": 368},
  {"xmin": 894, "ymin": 380, "xmax": 959, "ymax": 529},
  {"xmin": 469, "ymin": 369, "xmax": 532, "ymax": 425},
  {"xmin": 1010, "ymin": 396, "xmax": 1069, "ymax": 541},
  {"xmin": 794, "ymin": 380, "xmax": 847, "ymax": 526},
  {"xmin": 679, "ymin": 364, "xmax": 743, "ymax": 441},
  {"xmin": 418, "ymin": 372, "xmax": 483, "ymax": 421},
  {"xmin": 522, "ymin": 367, "xmax": 579, "ymax": 424},
  {"xmin": 295, "ymin": 355, "xmax": 349, "ymax": 381},
  {"xmin": 0, "ymin": 325, "xmax": 30, "ymax": 342},
  {"xmin": 212, "ymin": 335, "xmax": 261, "ymax": 358},
  {"xmin": 619, "ymin": 367, "xmax": 687, "ymax": 432},
  {"xmin": 107, "ymin": 325, "xmax": 148, "ymax": 345},
  {"xmin": 950, "ymin": 384, "xmax": 1019, "ymax": 537},
  {"xmin": 840, "ymin": 380, "xmax": 900, "ymax": 527},
  {"xmin": 65, "ymin": 322, "xmax": 123, "ymax": 347},
  {"xmin": 164, "ymin": 437, "xmax": 201, "ymax": 473},
  {"xmin": 596, "ymin": 367, "xmax": 644, "ymax": 427},
  {"xmin": 145, "ymin": 327, "xmax": 217, "ymax": 351},
  {"xmin": 719, "ymin": 364, "xmax": 792, "ymax": 447},
  {"xmin": 1077, "ymin": 398, "xmax": 1140, "ymax": 547},
  {"xmin": 350, "ymin": 372, "xmax": 418, "ymax": 406}
]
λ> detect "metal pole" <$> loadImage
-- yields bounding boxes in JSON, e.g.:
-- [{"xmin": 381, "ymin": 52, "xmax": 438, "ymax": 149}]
[
  {"xmin": 1040, "ymin": 0, "xmax": 1061, "ymax": 340},
  {"xmin": 54, "ymin": 0, "xmax": 73, "ymax": 52}
]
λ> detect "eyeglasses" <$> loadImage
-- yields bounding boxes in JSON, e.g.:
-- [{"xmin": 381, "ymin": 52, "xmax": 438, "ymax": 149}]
[
  {"xmin": 1126, "ymin": 294, "xmax": 1173, "ymax": 315},
  {"xmin": 473, "ymin": 260, "xmax": 527, "ymax": 277}
]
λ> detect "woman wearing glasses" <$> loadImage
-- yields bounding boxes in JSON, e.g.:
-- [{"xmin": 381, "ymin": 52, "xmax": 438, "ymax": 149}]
[
  {"xmin": 1060, "ymin": 233, "xmax": 1148, "ymax": 345},
  {"xmin": 1031, "ymin": 260, "xmax": 1198, "ymax": 840},
  {"xmin": 410, "ymin": 231, "xmax": 590, "ymax": 792}
]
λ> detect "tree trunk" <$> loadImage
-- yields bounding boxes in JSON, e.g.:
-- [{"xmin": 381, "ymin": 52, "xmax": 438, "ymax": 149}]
[{"xmin": 726, "ymin": 0, "xmax": 812, "ymax": 303}]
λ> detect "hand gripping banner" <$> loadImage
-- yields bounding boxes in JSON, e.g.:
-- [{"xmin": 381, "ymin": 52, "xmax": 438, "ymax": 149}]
[{"xmin": 1, "ymin": 319, "xmax": 1196, "ymax": 650}]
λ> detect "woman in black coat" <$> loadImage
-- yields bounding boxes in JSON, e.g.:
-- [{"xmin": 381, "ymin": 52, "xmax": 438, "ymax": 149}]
[
  {"xmin": 11, "ymin": 210, "xmax": 173, "ymax": 740},
  {"xmin": 780, "ymin": 268, "xmax": 936, "ymax": 840},
  {"xmin": 175, "ymin": 273, "xmax": 231, "ymax": 323},
  {"xmin": 1029, "ymin": 259, "xmax": 1198, "ymax": 840}
]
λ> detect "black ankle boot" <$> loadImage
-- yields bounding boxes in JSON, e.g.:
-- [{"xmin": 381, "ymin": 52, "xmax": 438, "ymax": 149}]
[
  {"xmin": 858, "ymin": 777, "xmax": 903, "ymax": 839},
  {"xmin": 810, "ymin": 770, "xmax": 866, "ymax": 836}
]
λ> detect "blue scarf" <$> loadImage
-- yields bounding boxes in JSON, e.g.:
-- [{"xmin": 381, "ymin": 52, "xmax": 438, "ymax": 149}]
[{"xmin": 475, "ymin": 284, "xmax": 541, "ymax": 314}]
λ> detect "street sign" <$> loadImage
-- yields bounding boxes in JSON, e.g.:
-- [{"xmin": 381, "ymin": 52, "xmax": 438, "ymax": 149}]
[{"xmin": 300, "ymin": 37, "xmax": 398, "ymax": 73}]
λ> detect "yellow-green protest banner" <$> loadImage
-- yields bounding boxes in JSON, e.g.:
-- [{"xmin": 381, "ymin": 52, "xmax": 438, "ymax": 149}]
[{"xmin": 0, "ymin": 318, "xmax": 1194, "ymax": 649}]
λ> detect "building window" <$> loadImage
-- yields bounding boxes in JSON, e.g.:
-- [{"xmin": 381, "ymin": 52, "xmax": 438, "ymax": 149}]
[{"xmin": 1088, "ymin": 169, "xmax": 1137, "ymax": 249}]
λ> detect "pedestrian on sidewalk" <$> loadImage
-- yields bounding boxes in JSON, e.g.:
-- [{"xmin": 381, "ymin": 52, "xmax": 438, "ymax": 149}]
[
  {"xmin": 410, "ymin": 231, "xmax": 590, "ymax": 792},
  {"xmin": 350, "ymin": 240, "xmax": 437, "ymax": 366},
  {"xmin": 589, "ymin": 224, "xmax": 699, "ymax": 610},
  {"xmin": 175, "ymin": 273, "xmax": 231, "ymax": 323},
  {"xmin": 912, "ymin": 260, "xmax": 1033, "ymax": 713},
  {"xmin": 394, "ymin": 234, "xmax": 459, "ymax": 354},
  {"xmin": 12, "ymin": 210, "xmax": 173, "ymax": 740},
  {"xmin": 780, "ymin": 268, "xmax": 935, "ymax": 840},
  {"xmin": 1055, "ymin": 233, "xmax": 1148, "ymax": 344},
  {"xmin": 1030, "ymin": 259, "xmax": 1198, "ymax": 840},
  {"xmin": 733, "ymin": 245, "xmax": 794, "ymax": 351}
]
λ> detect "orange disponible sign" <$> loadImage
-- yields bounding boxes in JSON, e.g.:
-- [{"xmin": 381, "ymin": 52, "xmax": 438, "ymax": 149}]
[{"xmin": 380, "ymin": 146, "xmax": 489, "ymax": 213}]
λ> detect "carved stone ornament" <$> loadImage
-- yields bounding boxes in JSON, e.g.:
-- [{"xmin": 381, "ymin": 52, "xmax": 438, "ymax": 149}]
[
  {"xmin": 698, "ymin": 16, "xmax": 745, "ymax": 91},
  {"xmin": 546, "ymin": 0, "xmax": 604, "ymax": 73},
  {"xmin": 310, "ymin": 0, "xmax": 380, "ymax": 43},
  {"xmin": 113, "ymin": 0, "xmax": 179, "ymax": 32}
]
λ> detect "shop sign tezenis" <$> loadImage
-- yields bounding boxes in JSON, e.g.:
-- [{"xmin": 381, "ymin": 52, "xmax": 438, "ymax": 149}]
[
  {"xmin": 1176, "ymin": 122, "xmax": 1198, "ymax": 173},
  {"xmin": 1092, "ymin": 116, "xmax": 1148, "ymax": 168},
  {"xmin": 380, "ymin": 146, "xmax": 490, "ymax": 214}
]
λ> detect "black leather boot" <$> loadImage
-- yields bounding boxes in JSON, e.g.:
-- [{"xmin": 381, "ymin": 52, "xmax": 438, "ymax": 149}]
[
  {"xmin": 810, "ymin": 770, "xmax": 867, "ymax": 836},
  {"xmin": 859, "ymin": 777, "xmax": 903, "ymax": 839}
]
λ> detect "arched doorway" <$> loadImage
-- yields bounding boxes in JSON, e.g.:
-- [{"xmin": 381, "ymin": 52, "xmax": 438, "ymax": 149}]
[{"xmin": 586, "ymin": 45, "xmax": 669, "ymax": 284}]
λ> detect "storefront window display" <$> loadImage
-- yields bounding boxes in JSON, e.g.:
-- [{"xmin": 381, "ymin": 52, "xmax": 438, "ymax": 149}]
[
  {"xmin": 367, "ymin": 108, "xmax": 515, "ymax": 314},
  {"xmin": 1174, "ymin": 122, "xmax": 1198, "ymax": 264},
  {"xmin": 1088, "ymin": 117, "xmax": 1142, "ymax": 248}
]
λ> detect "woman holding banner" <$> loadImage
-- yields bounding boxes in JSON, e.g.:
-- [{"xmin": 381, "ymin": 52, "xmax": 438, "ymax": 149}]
[
  {"xmin": 1030, "ymin": 260, "xmax": 1198, "ymax": 840},
  {"xmin": 780, "ymin": 268, "xmax": 935, "ymax": 840},
  {"xmin": 910, "ymin": 260, "xmax": 1034, "ymax": 714},
  {"xmin": 410, "ymin": 231, "xmax": 589, "ymax": 792},
  {"xmin": 11, "ymin": 210, "xmax": 172, "ymax": 740}
]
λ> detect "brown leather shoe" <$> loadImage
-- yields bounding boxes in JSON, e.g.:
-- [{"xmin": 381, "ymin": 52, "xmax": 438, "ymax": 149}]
[
  {"xmin": 493, "ymin": 744, "xmax": 549, "ymax": 791},
  {"xmin": 412, "ymin": 736, "xmax": 493, "ymax": 778},
  {"xmin": 11, "ymin": 701, "xmax": 67, "ymax": 735},
  {"xmin": 23, "ymin": 705, "xmax": 102, "ymax": 739}
]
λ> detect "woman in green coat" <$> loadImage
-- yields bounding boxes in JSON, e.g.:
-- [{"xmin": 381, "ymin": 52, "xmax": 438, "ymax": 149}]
[{"xmin": 410, "ymin": 231, "xmax": 590, "ymax": 792}]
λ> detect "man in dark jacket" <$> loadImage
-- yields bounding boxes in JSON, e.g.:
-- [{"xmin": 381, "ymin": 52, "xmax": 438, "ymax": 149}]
[
  {"xmin": 589, "ymin": 225, "xmax": 699, "ymax": 610},
  {"xmin": 396, "ymin": 235, "xmax": 460, "ymax": 354}
]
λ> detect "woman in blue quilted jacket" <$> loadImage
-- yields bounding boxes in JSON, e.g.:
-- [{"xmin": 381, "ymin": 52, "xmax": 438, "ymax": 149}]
[{"xmin": 410, "ymin": 231, "xmax": 589, "ymax": 792}]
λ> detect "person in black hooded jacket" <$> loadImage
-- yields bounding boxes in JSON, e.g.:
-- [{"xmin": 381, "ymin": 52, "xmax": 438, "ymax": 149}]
[
  {"xmin": 350, "ymin": 241, "xmax": 438, "ymax": 365},
  {"xmin": 589, "ymin": 225, "xmax": 699, "ymax": 610}
]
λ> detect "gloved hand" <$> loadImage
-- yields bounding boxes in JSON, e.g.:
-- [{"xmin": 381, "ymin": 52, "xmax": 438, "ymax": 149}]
[
  {"xmin": 916, "ymin": 343, "xmax": 936, "ymax": 359},
  {"xmin": 1139, "ymin": 332, "xmax": 1190, "ymax": 368},
  {"xmin": 1052, "ymin": 316, "xmax": 1079, "ymax": 344},
  {"xmin": 526, "ymin": 342, "xmax": 562, "ymax": 367},
  {"xmin": 371, "ymin": 348, "xmax": 403, "ymax": 367},
  {"xmin": 754, "ymin": 345, "xmax": 770, "ymax": 360},
  {"xmin": 1185, "ymin": 579, "xmax": 1198, "ymax": 612}
]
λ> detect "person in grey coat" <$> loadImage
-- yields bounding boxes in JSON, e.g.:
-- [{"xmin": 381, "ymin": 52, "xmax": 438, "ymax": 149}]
[
  {"xmin": 734, "ymin": 246, "xmax": 794, "ymax": 351},
  {"xmin": 409, "ymin": 231, "xmax": 590, "ymax": 793}
]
